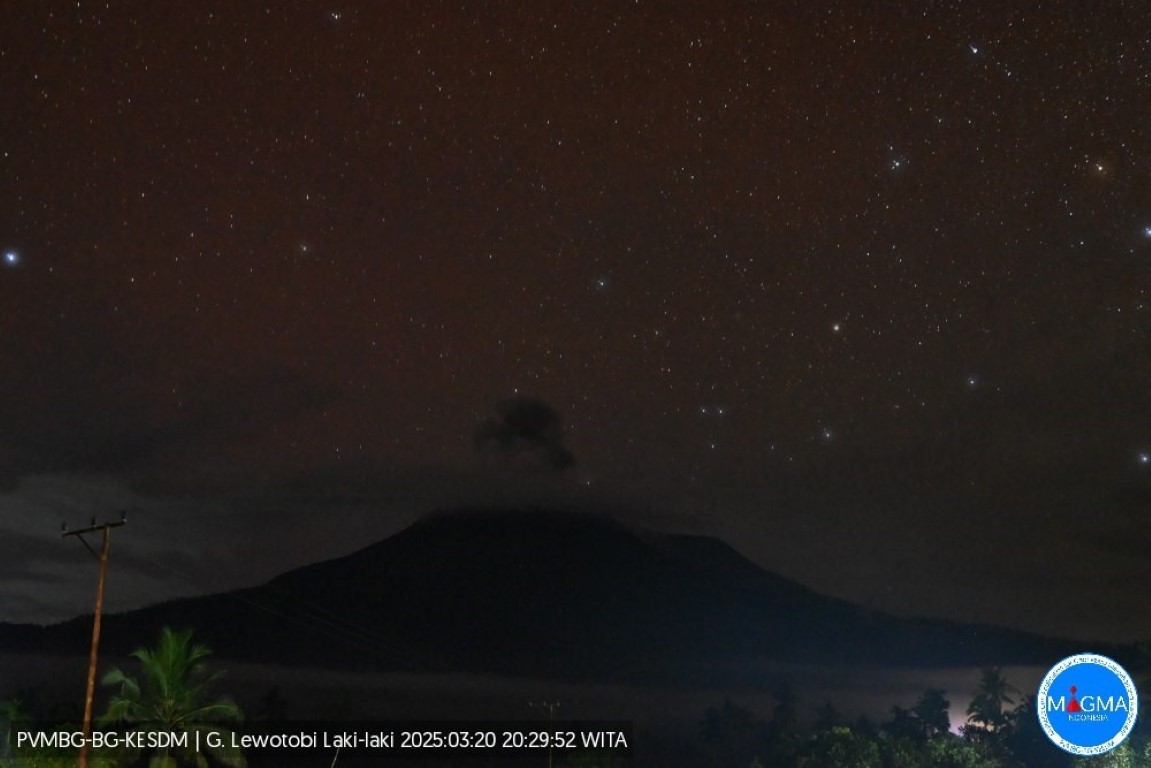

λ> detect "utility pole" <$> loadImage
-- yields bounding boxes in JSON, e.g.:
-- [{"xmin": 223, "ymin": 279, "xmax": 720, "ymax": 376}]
[
  {"xmin": 63, "ymin": 512, "xmax": 126, "ymax": 768},
  {"xmin": 529, "ymin": 700, "xmax": 559, "ymax": 768}
]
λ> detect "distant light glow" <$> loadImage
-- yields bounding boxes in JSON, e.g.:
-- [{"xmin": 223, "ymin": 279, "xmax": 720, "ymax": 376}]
[{"xmin": 3, "ymin": 251, "xmax": 17, "ymax": 266}]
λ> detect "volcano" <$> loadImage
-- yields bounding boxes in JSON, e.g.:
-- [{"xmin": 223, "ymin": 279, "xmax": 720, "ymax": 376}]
[{"xmin": 0, "ymin": 508, "xmax": 1090, "ymax": 685}]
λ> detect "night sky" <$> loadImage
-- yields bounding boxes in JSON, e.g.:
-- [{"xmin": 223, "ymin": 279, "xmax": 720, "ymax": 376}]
[{"xmin": 2, "ymin": 2, "xmax": 1149, "ymax": 645}]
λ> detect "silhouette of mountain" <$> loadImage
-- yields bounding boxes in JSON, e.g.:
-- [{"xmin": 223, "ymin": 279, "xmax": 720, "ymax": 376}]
[{"xmin": 0, "ymin": 508, "xmax": 1098, "ymax": 685}]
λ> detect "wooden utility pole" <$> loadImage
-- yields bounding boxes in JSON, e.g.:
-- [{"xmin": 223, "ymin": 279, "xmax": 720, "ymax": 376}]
[{"xmin": 63, "ymin": 513, "xmax": 126, "ymax": 768}]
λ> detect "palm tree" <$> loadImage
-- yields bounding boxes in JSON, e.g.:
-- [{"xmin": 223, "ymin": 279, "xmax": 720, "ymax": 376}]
[
  {"xmin": 812, "ymin": 700, "xmax": 841, "ymax": 732},
  {"xmin": 912, "ymin": 688, "xmax": 950, "ymax": 740},
  {"xmin": 965, "ymin": 666, "xmax": 1018, "ymax": 738},
  {"xmin": 698, "ymin": 698, "xmax": 753, "ymax": 766},
  {"xmin": 99, "ymin": 627, "xmax": 245, "ymax": 768}
]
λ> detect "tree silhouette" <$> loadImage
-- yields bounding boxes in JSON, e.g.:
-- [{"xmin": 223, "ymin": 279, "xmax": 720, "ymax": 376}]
[
  {"xmin": 763, "ymin": 682, "xmax": 801, "ymax": 766},
  {"xmin": 698, "ymin": 698, "xmax": 754, "ymax": 767},
  {"xmin": 1005, "ymin": 695, "xmax": 1074, "ymax": 768},
  {"xmin": 770, "ymin": 681, "xmax": 799, "ymax": 735},
  {"xmin": 1137, "ymin": 641, "xmax": 1151, "ymax": 698},
  {"xmin": 812, "ymin": 699, "xmax": 841, "ymax": 732},
  {"xmin": 912, "ymin": 688, "xmax": 951, "ymax": 740},
  {"xmin": 884, "ymin": 704, "xmax": 921, "ymax": 742},
  {"xmin": 807, "ymin": 726, "xmax": 881, "ymax": 767},
  {"xmin": 100, "ymin": 627, "xmax": 246, "ymax": 767},
  {"xmin": 922, "ymin": 735, "xmax": 1002, "ymax": 767},
  {"xmin": 965, "ymin": 666, "xmax": 1018, "ymax": 738}
]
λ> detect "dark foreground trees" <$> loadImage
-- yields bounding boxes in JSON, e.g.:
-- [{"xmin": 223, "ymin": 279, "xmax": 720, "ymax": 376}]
[
  {"xmin": 691, "ymin": 666, "xmax": 1150, "ymax": 768},
  {"xmin": 100, "ymin": 626, "xmax": 246, "ymax": 768}
]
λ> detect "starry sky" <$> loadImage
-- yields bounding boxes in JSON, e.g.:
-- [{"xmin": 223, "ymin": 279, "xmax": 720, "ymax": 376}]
[{"xmin": 1, "ymin": 2, "xmax": 1149, "ymax": 644}]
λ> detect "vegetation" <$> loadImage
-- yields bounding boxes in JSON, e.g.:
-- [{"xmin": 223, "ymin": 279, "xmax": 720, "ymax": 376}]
[
  {"xmin": 690, "ymin": 666, "xmax": 1150, "ymax": 768},
  {"xmin": 6, "ymin": 632, "xmax": 1150, "ymax": 768},
  {"xmin": 99, "ymin": 626, "xmax": 246, "ymax": 767},
  {"xmin": 964, "ymin": 666, "xmax": 1019, "ymax": 739},
  {"xmin": 1, "ymin": 697, "xmax": 115, "ymax": 768}
]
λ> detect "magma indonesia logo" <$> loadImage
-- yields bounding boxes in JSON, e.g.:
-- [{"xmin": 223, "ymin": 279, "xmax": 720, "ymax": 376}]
[{"xmin": 1037, "ymin": 653, "xmax": 1139, "ymax": 756}]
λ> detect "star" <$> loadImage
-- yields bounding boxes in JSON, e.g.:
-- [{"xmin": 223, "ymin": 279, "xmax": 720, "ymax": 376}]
[
  {"xmin": 886, "ymin": 146, "xmax": 908, "ymax": 172},
  {"xmin": 1139, "ymin": 453, "xmax": 1150, "ymax": 465},
  {"xmin": 1142, "ymin": 226, "xmax": 1151, "ymax": 238},
  {"xmin": 966, "ymin": 376, "xmax": 978, "ymax": 388},
  {"xmin": 832, "ymin": 322, "xmax": 842, "ymax": 333},
  {"xmin": 3, "ymin": 251, "xmax": 17, "ymax": 266}
]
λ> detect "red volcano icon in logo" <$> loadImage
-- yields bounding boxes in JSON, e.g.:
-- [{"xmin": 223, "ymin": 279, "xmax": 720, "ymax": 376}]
[{"xmin": 1067, "ymin": 686, "xmax": 1082, "ymax": 713}]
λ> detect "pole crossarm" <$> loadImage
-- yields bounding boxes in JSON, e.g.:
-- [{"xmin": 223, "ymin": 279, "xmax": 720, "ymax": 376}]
[
  {"xmin": 62, "ymin": 516, "xmax": 127, "ymax": 538},
  {"xmin": 63, "ymin": 520, "xmax": 126, "ymax": 561}
]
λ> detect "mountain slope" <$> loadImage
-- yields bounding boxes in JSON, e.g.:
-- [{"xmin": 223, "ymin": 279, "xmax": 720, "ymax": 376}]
[{"xmin": 0, "ymin": 508, "xmax": 1091, "ymax": 684}]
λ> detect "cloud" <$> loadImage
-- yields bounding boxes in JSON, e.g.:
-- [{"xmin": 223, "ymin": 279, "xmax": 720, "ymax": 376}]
[{"xmin": 474, "ymin": 397, "xmax": 576, "ymax": 472}]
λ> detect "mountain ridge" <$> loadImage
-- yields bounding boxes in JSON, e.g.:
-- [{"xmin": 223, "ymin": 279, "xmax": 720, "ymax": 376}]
[{"xmin": 0, "ymin": 507, "xmax": 1114, "ymax": 685}]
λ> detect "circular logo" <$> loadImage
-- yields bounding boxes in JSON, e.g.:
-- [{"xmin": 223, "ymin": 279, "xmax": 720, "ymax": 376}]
[{"xmin": 1037, "ymin": 653, "xmax": 1139, "ymax": 756}]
